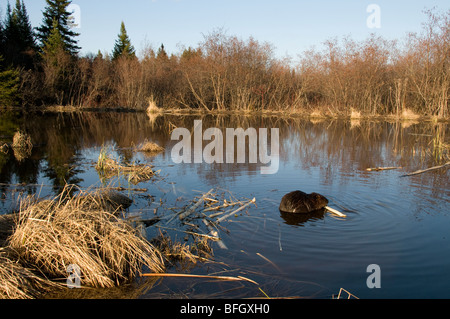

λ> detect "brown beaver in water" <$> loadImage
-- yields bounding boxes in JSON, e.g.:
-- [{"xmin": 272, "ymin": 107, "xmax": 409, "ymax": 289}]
[{"xmin": 279, "ymin": 190, "xmax": 329, "ymax": 213}]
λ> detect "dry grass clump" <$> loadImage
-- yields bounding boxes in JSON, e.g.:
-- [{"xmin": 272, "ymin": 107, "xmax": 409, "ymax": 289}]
[
  {"xmin": 12, "ymin": 131, "xmax": 32, "ymax": 150},
  {"xmin": 7, "ymin": 187, "xmax": 165, "ymax": 289},
  {"xmin": 0, "ymin": 249, "xmax": 61, "ymax": 299},
  {"xmin": 138, "ymin": 139, "xmax": 164, "ymax": 155},
  {"xmin": 76, "ymin": 189, "xmax": 133, "ymax": 212},
  {"xmin": 146, "ymin": 96, "xmax": 163, "ymax": 114},
  {"xmin": 0, "ymin": 143, "xmax": 9, "ymax": 154},
  {"xmin": 350, "ymin": 108, "xmax": 362, "ymax": 119},
  {"xmin": 96, "ymin": 147, "xmax": 155, "ymax": 184},
  {"xmin": 0, "ymin": 214, "xmax": 15, "ymax": 247},
  {"xmin": 401, "ymin": 108, "xmax": 421, "ymax": 120},
  {"xmin": 12, "ymin": 131, "xmax": 33, "ymax": 162}
]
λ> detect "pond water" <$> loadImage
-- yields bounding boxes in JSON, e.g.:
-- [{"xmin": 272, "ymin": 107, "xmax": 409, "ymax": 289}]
[{"xmin": 0, "ymin": 111, "xmax": 449, "ymax": 299}]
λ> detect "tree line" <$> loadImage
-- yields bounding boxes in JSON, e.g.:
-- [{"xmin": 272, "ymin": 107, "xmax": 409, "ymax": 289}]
[{"xmin": 0, "ymin": 0, "xmax": 448, "ymax": 118}]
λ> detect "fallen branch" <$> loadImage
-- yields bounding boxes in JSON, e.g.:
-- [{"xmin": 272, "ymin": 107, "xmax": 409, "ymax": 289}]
[
  {"xmin": 366, "ymin": 167, "xmax": 402, "ymax": 172},
  {"xmin": 202, "ymin": 219, "xmax": 228, "ymax": 250},
  {"xmin": 178, "ymin": 189, "xmax": 214, "ymax": 220},
  {"xmin": 155, "ymin": 225, "xmax": 219, "ymax": 241},
  {"xmin": 216, "ymin": 198, "xmax": 256, "ymax": 223},
  {"xmin": 400, "ymin": 162, "xmax": 450, "ymax": 177},
  {"xmin": 141, "ymin": 273, "xmax": 258, "ymax": 285}
]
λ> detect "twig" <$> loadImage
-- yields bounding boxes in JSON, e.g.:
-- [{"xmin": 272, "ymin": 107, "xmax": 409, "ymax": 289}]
[
  {"xmin": 202, "ymin": 219, "xmax": 228, "ymax": 250},
  {"xmin": 400, "ymin": 162, "xmax": 450, "ymax": 177},
  {"xmin": 155, "ymin": 225, "xmax": 220, "ymax": 241},
  {"xmin": 178, "ymin": 188, "xmax": 214, "ymax": 220},
  {"xmin": 256, "ymin": 252, "xmax": 283, "ymax": 273},
  {"xmin": 141, "ymin": 273, "xmax": 258, "ymax": 285},
  {"xmin": 366, "ymin": 167, "xmax": 402, "ymax": 172},
  {"xmin": 278, "ymin": 224, "xmax": 282, "ymax": 252},
  {"xmin": 336, "ymin": 288, "xmax": 359, "ymax": 299},
  {"xmin": 216, "ymin": 198, "xmax": 256, "ymax": 223}
]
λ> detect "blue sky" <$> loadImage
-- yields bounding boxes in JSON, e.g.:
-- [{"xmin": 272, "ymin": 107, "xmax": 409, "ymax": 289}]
[{"xmin": 2, "ymin": 0, "xmax": 449, "ymax": 59}]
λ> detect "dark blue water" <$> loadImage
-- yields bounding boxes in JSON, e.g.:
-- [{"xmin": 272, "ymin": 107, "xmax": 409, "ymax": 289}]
[{"xmin": 0, "ymin": 112, "xmax": 448, "ymax": 299}]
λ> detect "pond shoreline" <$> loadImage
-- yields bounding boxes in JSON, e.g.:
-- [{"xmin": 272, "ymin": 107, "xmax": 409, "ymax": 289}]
[{"xmin": 1, "ymin": 105, "xmax": 449, "ymax": 123}]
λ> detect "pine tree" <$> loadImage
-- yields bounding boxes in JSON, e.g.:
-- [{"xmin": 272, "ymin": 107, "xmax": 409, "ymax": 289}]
[
  {"xmin": 112, "ymin": 22, "xmax": 135, "ymax": 60},
  {"xmin": 3, "ymin": 0, "xmax": 36, "ymax": 68},
  {"xmin": 35, "ymin": 0, "xmax": 80, "ymax": 55}
]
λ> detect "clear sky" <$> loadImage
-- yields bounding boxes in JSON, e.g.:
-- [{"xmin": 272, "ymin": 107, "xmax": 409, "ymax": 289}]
[{"xmin": 2, "ymin": 0, "xmax": 449, "ymax": 60}]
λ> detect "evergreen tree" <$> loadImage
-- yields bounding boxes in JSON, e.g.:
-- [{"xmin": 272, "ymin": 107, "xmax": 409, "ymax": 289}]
[
  {"xmin": 16, "ymin": 0, "xmax": 35, "ymax": 49},
  {"xmin": 156, "ymin": 43, "xmax": 168, "ymax": 61},
  {"xmin": 0, "ymin": 55, "xmax": 20, "ymax": 106},
  {"xmin": 36, "ymin": 0, "xmax": 80, "ymax": 55},
  {"xmin": 112, "ymin": 22, "xmax": 135, "ymax": 60},
  {"xmin": 41, "ymin": 18, "xmax": 65, "ymax": 58},
  {"xmin": 3, "ymin": 0, "xmax": 36, "ymax": 68},
  {"xmin": 0, "ymin": 11, "xmax": 4, "ymax": 50}
]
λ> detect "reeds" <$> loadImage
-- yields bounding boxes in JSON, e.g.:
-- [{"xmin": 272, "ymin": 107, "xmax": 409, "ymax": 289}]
[
  {"xmin": 7, "ymin": 186, "xmax": 165, "ymax": 290},
  {"xmin": 96, "ymin": 146, "xmax": 156, "ymax": 184}
]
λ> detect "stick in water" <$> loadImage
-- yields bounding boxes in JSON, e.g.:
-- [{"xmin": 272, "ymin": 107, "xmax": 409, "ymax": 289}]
[
  {"xmin": 325, "ymin": 206, "xmax": 347, "ymax": 218},
  {"xmin": 202, "ymin": 219, "xmax": 228, "ymax": 250},
  {"xmin": 216, "ymin": 198, "xmax": 256, "ymax": 223},
  {"xmin": 400, "ymin": 162, "xmax": 450, "ymax": 177},
  {"xmin": 178, "ymin": 188, "xmax": 214, "ymax": 220},
  {"xmin": 141, "ymin": 273, "xmax": 258, "ymax": 285}
]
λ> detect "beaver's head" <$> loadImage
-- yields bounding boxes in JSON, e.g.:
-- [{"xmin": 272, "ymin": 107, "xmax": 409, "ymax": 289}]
[{"xmin": 308, "ymin": 192, "xmax": 329, "ymax": 209}]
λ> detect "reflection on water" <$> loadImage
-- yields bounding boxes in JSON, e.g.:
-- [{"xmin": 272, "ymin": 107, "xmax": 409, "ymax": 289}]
[
  {"xmin": 280, "ymin": 209, "xmax": 326, "ymax": 226},
  {"xmin": 0, "ymin": 111, "xmax": 449, "ymax": 299}
]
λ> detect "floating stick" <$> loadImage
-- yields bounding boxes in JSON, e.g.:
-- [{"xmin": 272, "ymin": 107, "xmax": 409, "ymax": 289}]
[
  {"xmin": 202, "ymin": 219, "xmax": 228, "ymax": 250},
  {"xmin": 178, "ymin": 188, "xmax": 214, "ymax": 220},
  {"xmin": 325, "ymin": 206, "xmax": 347, "ymax": 218},
  {"xmin": 366, "ymin": 167, "xmax": 402, "ymax": 172},
  {"xmin": 141, "ymin": 273, "xmax": 258, "ymax": 285},
  {"xmin": 216, "ymin": 198, "xmax": 256, "ymax": 223},
  {"xmin": 400, "ymin": 162, "xmax": 450, "ymax": 177}
]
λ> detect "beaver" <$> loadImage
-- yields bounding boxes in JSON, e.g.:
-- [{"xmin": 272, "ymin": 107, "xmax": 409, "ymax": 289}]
[{"xmin": 279, "ymin": 190, "xmax": 329, "ymax": 214}]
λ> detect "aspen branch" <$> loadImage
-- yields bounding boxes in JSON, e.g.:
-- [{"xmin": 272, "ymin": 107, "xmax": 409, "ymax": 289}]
[{"xmin": 400, "ymin": 162, "xmax": 450, "ymax": 177}]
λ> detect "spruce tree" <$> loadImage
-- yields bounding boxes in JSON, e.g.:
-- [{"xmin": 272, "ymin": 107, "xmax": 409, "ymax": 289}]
[
  {"xmin": 36, "ymin": 0, "xmax": 80, "ymax": 55},
  {"xmin": 0, "ymin": 55, "xmax": 20, "ymax": 106},
  {"xmin": 41, "ymin": 19, "xmax": 65, "ymax": 58},
  {"xmin": 3, "ymin": 0, "xmax": 36, "ymax": 68},
  {"xmin": 0, "ymin": 10, "xmax": 4, "ymax": 47},
  {"xmin": 112, "ymin": 22, "xmax": 135, "ymax": 60},
  {"xmin": 157, "ymin": 43, "xmax": 168, "ymax": 61}
]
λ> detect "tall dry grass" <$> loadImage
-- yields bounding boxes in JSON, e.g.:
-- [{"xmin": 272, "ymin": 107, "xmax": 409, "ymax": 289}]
[
  {"xmin": 0, "ymin": 249, "xmax": 61, "ymax": 299},
  {"xmin": 7, "ymin": 186, "xmax": 165, "ymax": 289}
]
